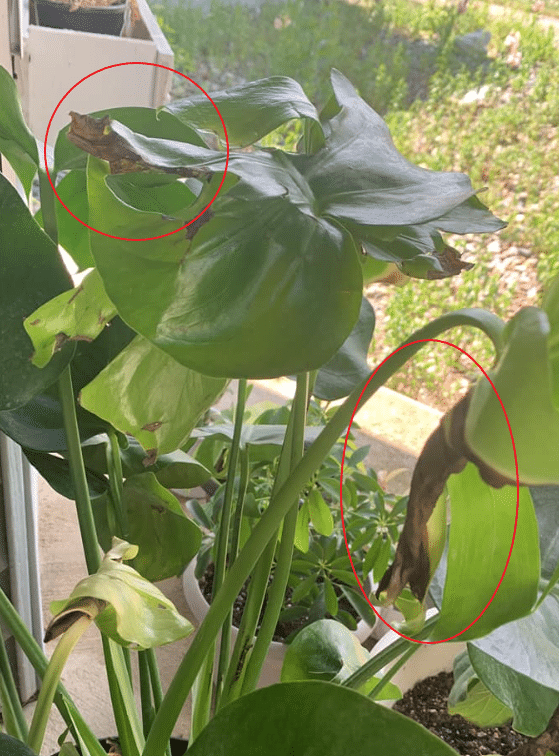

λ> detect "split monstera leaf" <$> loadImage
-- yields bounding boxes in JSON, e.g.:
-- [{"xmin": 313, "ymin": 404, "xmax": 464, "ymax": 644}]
[{"xmin": 377, "ymin": 304, "xmax": 559, "ymax": 606}]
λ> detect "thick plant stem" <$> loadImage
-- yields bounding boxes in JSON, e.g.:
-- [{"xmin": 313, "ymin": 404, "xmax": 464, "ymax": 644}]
[
  {"xmin": 102, "ymin": 636, "xmax": 144, "ymax": 756},
  {"xmin": 341, "ymin": 614, "xmax": 440, "ymax": 692},
  {"xmin": 229, "ymin": 446, "xmax": 249, "ymax": 568},
  {"xmin": 59, "ymin": 366, "xmax": 143, "ymax": 755},
  {"xmin": 367, "ymin": 643, "xmax": 418, "ymax": 699},
  {"xmin": 214, "ymin": 379, "xmax": 247, "ymax": 699},
  {"xmin": 0, "ymin": 629, "xmax": 28, "ymax": 741},
  {"xmin": 220, "ymin": 386, "xmax": 299, "ymax": 704},
  {"xmin": 27, "ymin": 616, "xmax": 93, "ymax": 754},
  {"xmin": 107, "ymin": 428, "xmax": 128, "ymax": 541},
  {"xmin": 142, "ymin": 308, "xmax": 506, "ymax": 756},
  {"xmin": 145, "ymin": 650, "xmax": 171, "ymax": 756},
  {"xmin": 138, "ymin": 651, "xmax": 154, "ymax": 737},
  {"xmin": 38, "ymin": 168, "xmax": 58, "ymax": 246},
  {"xmin": 0, "ymin": 587, "xmax": 106, "ymax": 756},
  {"xmin": 190, "ymin": 657, "xmax": 213, "ymax": 744},
  {"xmin": 239, "ymin": 373, "xmax": 310, "ymax": 696},
  {"xmin": 58, "ymin": 366, "xmax": 101, "ymax": 574},
  {"xmin": 191, "ymin": 379, "xmax": 248, "ymax": 735}
]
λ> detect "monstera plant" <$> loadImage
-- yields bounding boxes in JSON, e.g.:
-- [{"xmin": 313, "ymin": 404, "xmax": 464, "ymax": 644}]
[{"xmin": 1, "ymin": 60, "xmax": 559, "ymax": 756}]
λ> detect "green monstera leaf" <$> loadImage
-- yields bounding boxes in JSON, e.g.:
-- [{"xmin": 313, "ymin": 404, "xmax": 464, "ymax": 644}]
[
  {"xmin": 24, "ymin": 269, "xmax": 117, "ymax": 369},
  {"xmin": 66, "ymin": 70, "xmax": 503, "ymax": 380},
  {"xmin": 312, "ymin": 297, "xmax": 375, "ymax": 401},
  {"xmin": 465, "ymin": 306, "xmax": 559, "ymax": 485},
  {"xmin": 163, "ymin": 75, "xmax": 322, "ymax": 148},
  {"xmin": 448, "ymin": 649, "xmax": 514, "ymax": 727},
  {"xmin": 428, "ymin": 464, "xmax": 539, "ymax": 642},
  {"xmin": 86, "ymin": 154, "xmax": 363, "ymax": 378},
  {"xmin": 445, "ymin": 485, "xmax": 559, "ymax": 738}
]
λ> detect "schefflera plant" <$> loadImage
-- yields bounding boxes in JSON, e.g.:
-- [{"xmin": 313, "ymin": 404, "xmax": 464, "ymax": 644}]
[{"xmin": 1, "ymin": 62, "xmax": 557, "ymax": 756}]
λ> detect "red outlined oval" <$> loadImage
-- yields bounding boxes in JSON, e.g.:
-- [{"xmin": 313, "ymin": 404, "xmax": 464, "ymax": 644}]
[
  {"xmin": 44, "ymin": 62, "xmax": 229, "ymax": 242},
  {"xmin": 340, "ymin": 338, "xmax": 520, "ymax": 644}
]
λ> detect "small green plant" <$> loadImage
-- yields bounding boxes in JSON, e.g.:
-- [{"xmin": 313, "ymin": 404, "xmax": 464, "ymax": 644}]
[{"xmin": 188, "ymin": 399, "xmax": 406, "ymax": 638}]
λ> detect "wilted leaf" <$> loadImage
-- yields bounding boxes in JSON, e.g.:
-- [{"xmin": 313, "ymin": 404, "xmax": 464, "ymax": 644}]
[{"xmin": 50, "ymin": 538, "xmax": 193, "ymax": 649}]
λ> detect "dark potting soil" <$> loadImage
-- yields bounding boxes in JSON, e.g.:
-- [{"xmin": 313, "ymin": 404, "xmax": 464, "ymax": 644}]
[
  {"xmin": 199, "ymin": 562, "xmax": 360, "ymax": 643},
  {"xmin": 393, "ymin": 671, "xmax": 531, "ymax": 755}
]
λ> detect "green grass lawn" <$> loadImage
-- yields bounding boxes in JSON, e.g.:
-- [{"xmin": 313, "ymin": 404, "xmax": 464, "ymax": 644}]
[{"xmin": 154, "ymin": 0, "xmax": 559, "ymax": 406}]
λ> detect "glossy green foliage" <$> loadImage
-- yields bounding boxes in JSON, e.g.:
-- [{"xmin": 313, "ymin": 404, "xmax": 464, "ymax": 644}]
[
  {"xmin": 79, "ymin": 335, "xmax": 227, "ymax": 456},
  {"xmin": 448, "ymin": 650, "xmax": 514, "ymax": 727},
  {"xmin": 82, "ymin": 437, "xmax": 212, "ymax": 490},
  {"xmin": 0, "ymin": 67, "xmax": 39, "ymax": 197},
  {"xmin": 466, "ymin": 306, "xmax": 559, "ymax": 484},
  {"xmin": 81, "ymin": 70, "xmax": 503, "ymax": 379},
  {"xmin": 186, "ymin": 681, "xmax": 459, "ymax": 755},
  {"xmin": 313, "ymin": 297, "xmax": 376, "ymax": 401},
  {"xmin": 429, "ymin": 464, "xmax": 539, "ymax": 642},
  {"xmin": 0, "ymin": 174, "xmax": 74, "ymax": 411},
  {"xmin": 455, "ymin": 485, "xmax": 559, "ymax": 737},
  {"xmin": 0, "ymin": 733, "xmax": 38, "ymax": 756},
  {"xmin": 34, "ymin": 170, "xmax": 93, "ymax": 270},
  {"xmin": 281, "ymin": 619, "xmax": 400, "ymax": 700},
  {"xmin": 163, "ymin": 75, "xmax": 322, "ymax": 148},
  {"xmin": 0, "ymin": 317, "xmax": 135, "ymax": 450},
  {"xmin": 93, "ymin": 472, "xmax": 202, "ymax": 582},
  {"xmin": 24, "ymin": 269, "xmax": 117, "ymax": 368},
  {"xmin": 87, "ymin": 155, "xmax": 362, "ymax": 378}
]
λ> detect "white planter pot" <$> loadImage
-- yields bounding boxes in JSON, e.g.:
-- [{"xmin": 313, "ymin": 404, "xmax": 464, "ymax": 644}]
[
  {"xmin": 369, "ymin": 607, "xmax": 467, "ymax": 707},
  {"xmin": 182, "ymin": 559, "xmax": 377, "ymax": 688}
]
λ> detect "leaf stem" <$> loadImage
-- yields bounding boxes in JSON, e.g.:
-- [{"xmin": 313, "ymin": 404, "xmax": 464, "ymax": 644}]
[
  {"xmin": 107, "ymin": 428, "xmax": 128, "ymax": 541},
  {"xmin": 0, "ymin": 587, "xmax": 106, "ymax": 756},
  {"xmin": 58, "ymin": 366, "xmax": 143, "ymax": 755},
  {"xmin": 239, "ymin": 373, "xmax": 309, "ymax": 696},
  {"xmin": 214, "ymin": 378, "xmax": 248, "ymax": 700},
  {"xmin": 38, "ymin": 168, "xmax": 58, "ymax": 246},
  {"xmin": 58, "ymin": 366, "xmax": 101, "ymax": 574},
  {"xmin": 341, "ymin": 614, "xmax": 440, "ymax": 692},
  {"xmin": 27, "ymin": 616, "xmax": 93, "ymax": 753},
  {"xmin": 219, "ymin": 383, "xmax": 298, "ymax": 705},
  {"xmin": 0, "ymin": 628, "xmax": 28, "ymax": 741}
]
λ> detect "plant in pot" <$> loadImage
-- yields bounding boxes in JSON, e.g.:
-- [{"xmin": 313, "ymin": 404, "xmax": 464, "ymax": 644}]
[
  {"xmin": 184, "ymin": 398, "xmax": 407, "ymax": 670},
  {"xmin": 29, "ymin": 0, "xmax": 131, "ymax": 36},
  {"xmin": 1, "ymin": 61, "xmax": 559, "ymax": 756}
]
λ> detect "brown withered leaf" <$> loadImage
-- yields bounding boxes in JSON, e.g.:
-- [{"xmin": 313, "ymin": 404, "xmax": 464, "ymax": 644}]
[
  {"xmin": 376, "ymin": 389, "xmax": 516, "ymax": 605},
  {"xmin": 141, "ymin": 421, "xmax": 163, "ymax": 432},
  {"xmin": 44, "ymin": 596, "xmax": 107, "ymax": 642},
  {"xmin": 68, "ymin": 112, "xmax": 144, "ymax": 175},
  {"xmin": 426, "ymin": 245, "xmax": 474, "ymax": 280},
  {"xmin": 67, "ymin": 112, "xmax": 210, "ymax": 179}
]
